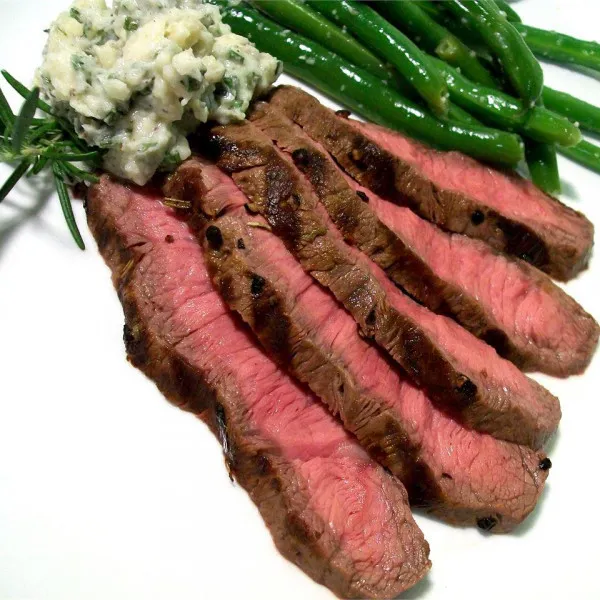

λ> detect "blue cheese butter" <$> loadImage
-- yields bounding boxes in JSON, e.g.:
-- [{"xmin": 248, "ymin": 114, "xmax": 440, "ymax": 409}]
[{"xmin": 37, "ymin": 0, "xmax": 281, "ymax": 184}]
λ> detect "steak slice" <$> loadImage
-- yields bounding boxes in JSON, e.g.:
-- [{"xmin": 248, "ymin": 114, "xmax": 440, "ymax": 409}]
[
  {"xmin": 268, "ymin": 86, "xmax": 594, "ymax": 281},
  {"xmin": 165, "ymin": 157, "xmax": 552, "ymax": 532},
  {"xmin": 86, "ymin": 176, "xmax": 431, "ymax": 599},
  {"xmin": 208, "ymin": 122, "xmax": 561, "ymax": 449},
  {"xmin": 248, "ymin": 101, "xmax": 599, "ymax": 377}
]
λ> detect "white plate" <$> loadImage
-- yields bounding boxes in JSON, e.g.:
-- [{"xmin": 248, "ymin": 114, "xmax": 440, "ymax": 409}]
[{"xmin": 1, "ymin": 1, "xmax": 599, "ymax": 598}]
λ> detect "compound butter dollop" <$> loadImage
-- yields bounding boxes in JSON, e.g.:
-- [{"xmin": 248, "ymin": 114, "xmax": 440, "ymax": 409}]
[{"xmin": 37, "ymin": 0, "xmax": 281, "ymax": 184}]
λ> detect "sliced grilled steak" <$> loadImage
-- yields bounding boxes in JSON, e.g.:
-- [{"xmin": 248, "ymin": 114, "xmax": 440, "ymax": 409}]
[
  {"xmin": 248, "ymin": 101, "xmax": 599, "ymax": 377},
  {"xmin": 208, "ymin": 122, "xmax": 561, "ymax": 449},
  {"xmin": 165, "ymin": 158, "xmax": 552, "ymax": 532},
  {"xmin": 86, "ymin": 176, "xmax": 431, "ymax": 599},
  {"xmin": 268, "ymin": 86, "xmax": 594, "ymax": 281}
]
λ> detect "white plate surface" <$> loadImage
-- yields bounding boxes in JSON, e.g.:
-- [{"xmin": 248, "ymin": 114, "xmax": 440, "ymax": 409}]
[{"xmin": 1, "ymin": 1, "xmax": 599, "ymax": 598}]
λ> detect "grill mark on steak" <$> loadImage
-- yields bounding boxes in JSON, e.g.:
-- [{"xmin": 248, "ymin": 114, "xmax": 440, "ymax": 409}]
[
  {"xmin": 207, "ymin": 124, "xmax": 560, "ymax": 449},
  {"xmin": 166, "ymin": 157, "xmax": 552, "ymax": 532},
  {"xmin": 86, "ymin": 176, "xmax": 431, "ymax": 599},
  {"xmin": 249, "ymin": 101, "xmax": 599, "ymax": 377},
  {"xmin": 268, "ymin": 86, "xmax": 594, "ymax": 281}
]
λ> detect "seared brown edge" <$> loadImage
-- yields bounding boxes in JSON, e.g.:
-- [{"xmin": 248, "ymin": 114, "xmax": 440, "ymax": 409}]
[
  {"xmin": 268, "ymin": 86, "xmax": 594, "ymax": 281},
  {"xmin": 205, "ymin": 122, "xmax": 559, "ymax": 450},
  {"xmin": 86, "ymin": 180, "xmax": 430, "ymax": 599},
  {"xmin": 165, "ymin": 161, "xmax": 551, "ymax": 533},
  {"xmin": 248, "ymin": 103, "xmax": 528, "ymax": 369},
  {"xmin": 248, "ymin": 101, "xmax": 599, "ymax": 376}
]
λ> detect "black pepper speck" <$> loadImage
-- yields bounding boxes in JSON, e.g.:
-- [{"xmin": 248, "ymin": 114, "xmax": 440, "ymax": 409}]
[
  {"xmin": 477, "ymin": 516, "xmax": 498, "ymax": 532},
  {"xmin": 251, "ymin": 274, "xmax": 266, "ymax": 297},
  {"xmin": 471, "ymin": 210, "xmax": 485, "ymax": 226},
  {"xmin": 205, "ymin": 226, "xmax": 223, "ymax": 250},
  {"xmin": 291, "ymin": 148, "xmax": 310, "ymax": 166}
]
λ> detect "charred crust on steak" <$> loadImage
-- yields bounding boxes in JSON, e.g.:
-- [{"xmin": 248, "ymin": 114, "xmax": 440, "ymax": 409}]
[
  {"xmin": 539, "ymin": 457, "xmax": 552, "ymax": 471},
  {"xmin": 332, "ymin": 203, "xmax": 361, "ymax": 235},
  {"xmin": 335, "ymin": 109, "xmax": 351, "ymax": 118},
  {"xmin": 356, "ymin": 190, "xmax": 369, "ymax": 203},
  {"xmin": 255, "ymin": 453, "xmax": 274, "ymax": 476},
  {"xmin": 263, "ymin": 165, "xmax": 303, "ymax": 249},
  {"xmin": 205, "ymin": 225, "xmax": 224, "ymax": 250},
  {"xmin": 94, "ymin": 222, "xmax": 111, "ymax": 254},
  {"xmin": 363, "ymin": 415, "xmax": 442, "ymax": 508},
  {"xmin": 481, "ymin": 329, "xmax": 512, "ymax": 362},
  {"xmin": 286, "ymin": 512, "xmax": 323, "ymax": 545},
  {"xmin": 455, "ymin": 376, "xmax": 477, "ymax": 404},
  {"xmin": 401, "ymin": 457, "xmax": 441, "ymax": 508},
  {"xmin": 366, "ymin": 309, "xmax": 377, "ymax": 327},
  {"xmin": 496, "ymin": 216, "xmax": 549, "ymax": 270},
  {"xmin": 215, "ymin": 402, "xmax": 235, "ymax": 478},
  {"xmin": 165, "ymin": 234, "xmax": 175, "ymax": 244},
  {"xmin": 344, "ymin": 141, "xmax": 397, "ymax": 196},
  {"xmin": 237, "ymin": 238, "xmax": 246, "ymax": 249},
  {"xmin": 251, "ymin": 288, "xmax": 294, "ymax": 363},
  {"xmin": 217, "ymin": 275, "xmax": 235, "ymax": 304},
  {"xmin": 477, "ymin": 516, "xmax": 499, "ymax": 532},
  {"xmin": 211, "ymin": 131, "xmax": 267, "ymax": 172},
  {"xmin": 163, "ymin": 164, "xmax": 205, "ymax": 207},
  {"xmin": 123, "ymin": 322, "xmax": 137, "ymax": 352},
  {"xmin": 349, "ymin": 148, "xmax": 364, "ymax": 164}
]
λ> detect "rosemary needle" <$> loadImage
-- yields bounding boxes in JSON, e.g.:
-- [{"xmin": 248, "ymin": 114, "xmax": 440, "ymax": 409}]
[
  {"xmin": 53, "ymin": 162, "xmax": 86, "ymax": 250},
  {"xmin": 11, "ymin": 86, "xmax": 39, "ymax": 152},
  {"xmin": 0, "ymin": 71, "xmax": 102, "ymax": 249},
  {"xmin": 0, "ymin": 160, "xmax": 28, "ymax": 202}
]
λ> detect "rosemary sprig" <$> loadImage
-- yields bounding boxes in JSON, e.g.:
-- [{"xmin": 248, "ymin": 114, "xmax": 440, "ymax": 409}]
[{"xmin": 0, "ymin": 71, "xmax": 103, "ymax": 249}]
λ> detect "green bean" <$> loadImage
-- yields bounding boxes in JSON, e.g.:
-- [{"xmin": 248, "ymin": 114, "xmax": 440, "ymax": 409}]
[
  {"xmin": 525, "ymin": 141, "xmax": 561, "ymax": 195},
  {"xmin": 542, "ymin": 87, "xmax": 600, "ymax": 135},
  {"xmin": 447, "ymin": 103, "xmax": 483, "ymax": 127},
  {"xmin": 249, "ymin": 0, "xmax": 486, "ymax": 124},
  {"xmin": 558, "ymin": 140, "xmax": 600, "ymax": 174},
  {"xmin": 306, "ymin": 0, "xmax": 449, "ymax": 116},
  {"xmin": 249, "ymin": 2, "xmax": 494, "ymax": 129},
  {"xmin": 444, "ymin": 0, "xmax": 544, "ymax": 105},
  {"xmin": 494, "ymin": 0, "xmax": 521, "ymax": 23},
  {"xmin": 419, "ymin": 2, "xmax": 494, "ymax": 60},
  {"xmin": 249, "ymin": 0, "xmax": 390, "ymax": 80},
  {"xmin": 215, "ymin": 2, "xmax": 524, "ymax": 165},
  {"xmin": 375, "ymin": 1, "xmax": 496, "ymax": 86},
  {"xmin": 430, "ymin": 56, "xmax": 581, "ymax": 147},
  {"xmin": 515, "ymin": 24, "xmax": 600, "ymax": 72}
]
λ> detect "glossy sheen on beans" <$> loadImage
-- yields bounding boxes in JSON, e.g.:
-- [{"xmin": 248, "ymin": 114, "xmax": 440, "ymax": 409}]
[
  {"xmin": 306, "ymin": 0, "xmax": 449, "ymax": 116},
  {"xmin": 215, "ymin": 1, "xmax": 525, "ymax": 166},
  {"xmin": 444, "ymin": 0, "xmax": 544, "ymax": 105}
]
